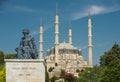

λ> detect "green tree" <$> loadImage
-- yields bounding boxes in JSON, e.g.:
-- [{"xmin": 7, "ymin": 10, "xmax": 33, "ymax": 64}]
[
  {"xmin": 99, "ymin": 62, "xmax": 120, "ymax": 82},
  {"xmin": 50, "ymin": 76, "xmax": 58, "ymax": 82},
  {"xmin": 0, "ymin": 51, "xmax": 4, "ymax": 64},
  {"xmin": 0, "ymin": 51, "xmax": 4, "ymax": 69},
  {"xmin": 60, "ymin": 69, "xmax": 66, "ymax": 77},
  {"xmin": 45, "ymin": 70, "xmax": 49, "ymax": 82},
  {"xmin": 78, "ymin": 66, "xmax": 102, "ymax": 82},
  {"xmin": 0, "ymin": 66, "xmax": 5, "ymax": 82},
  {"xmin": 5, "ymin": 54, "xmax": 16, "ymax": 59},
  {"xmin": 100, "ymin": 42, "xmax": 120, "ymax": 67},
  {"xmin": 99, "ymin": 43, "xmax": 120, "ymax": 82}
]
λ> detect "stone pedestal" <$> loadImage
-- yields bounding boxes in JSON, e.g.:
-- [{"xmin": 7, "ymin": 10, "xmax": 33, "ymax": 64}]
[{"xmin": 5, "ymin": 59, "xmax": 45, "ymax": 82}]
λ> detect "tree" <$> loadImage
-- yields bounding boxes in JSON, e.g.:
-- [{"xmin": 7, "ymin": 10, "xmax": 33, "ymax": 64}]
[
  {"xmin": 45, "ymin": 70, "xmax": 49, "ymax": 82},
  {"xmin": 5, "ymin": 54, "xmax": 16, "ymax": 59},
  {"xmin": 99, "ymin": 43, "xmax": 120, "ymax": 82},
  {"xmin": 99, "ymin": 62, "xmax": 120, "ymax": 82},
  {"xmin": 0, "ymin": 51, "xmax": 4, "ymax": 64},
  {"xmin": 78, "ymin": 66, "xmax": 102, "ymax": 82},
  {"xmin": 0, "ymin": 51, "xmax": 4, "ymax": 70},
  {"xmin": 0, "ymin": 66, "xmax": 5, "ymax": 82},
  {"xmin": 50, "ymin": 76, "xmax": 58, "ymax": 82},
  {"xmin": 100, "ymin": 42, "xmax": 120, "ymax": 67},
  {"xmin": 60, "ymin": 69, "xmax": 66, "ymax": 77}
]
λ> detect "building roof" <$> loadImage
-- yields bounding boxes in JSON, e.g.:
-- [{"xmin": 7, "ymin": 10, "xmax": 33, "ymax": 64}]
[
  {"xmin": 58, "ymin": 41, "xmax": 77, "ymax": 49},
  {"xmin": 46, "ymin": 41, "xmax": 82, "ymax": 56}
]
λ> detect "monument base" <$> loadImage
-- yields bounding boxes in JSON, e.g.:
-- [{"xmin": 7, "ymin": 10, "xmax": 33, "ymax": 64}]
[{"xmin": 5, "ymin": 59, "xmax": 45, "ymax": 82}]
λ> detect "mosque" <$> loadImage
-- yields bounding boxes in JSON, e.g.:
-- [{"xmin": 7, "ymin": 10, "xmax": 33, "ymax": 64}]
[{"xmin": 39, "ymin": 6, "xmax": 93, "ymax": 76}]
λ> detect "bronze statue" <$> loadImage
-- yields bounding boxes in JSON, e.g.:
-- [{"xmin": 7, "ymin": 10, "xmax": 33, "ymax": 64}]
[{"xmin": 15, "ymin": 29, "xmax": 38, "ymax": 59}]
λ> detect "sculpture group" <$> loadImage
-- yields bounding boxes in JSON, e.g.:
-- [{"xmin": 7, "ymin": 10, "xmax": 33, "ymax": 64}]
[{"xmin": 15, "ymin": 29, "xmax": 38, "ymax": 59}]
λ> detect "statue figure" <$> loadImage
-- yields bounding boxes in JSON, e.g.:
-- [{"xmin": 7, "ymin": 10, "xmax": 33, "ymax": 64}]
[{"xmin": 15, "ymin": 29, "xmax": 38, "ymax": 59}]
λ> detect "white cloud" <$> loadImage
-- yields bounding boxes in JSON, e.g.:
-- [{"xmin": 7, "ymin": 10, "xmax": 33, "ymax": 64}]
[
  {"xmin": 71, "ymin": 5, "xmax": 120, "ymax": 20},
  {"xmin": 31, "ymin": 23, "xmax": 54, "ymax": 36},
  {"xmin": 81, "ymin": 45, "xmax": 88, "ymax": 50},
  {"xmin": 31, "ymin": 31, "xmax": 39, "ymax": 36},
  {"xmin": 88, "ymin": 5, "xmax": 105, "ymax": 14},
  {"xmin": 13, "ymin": 6, "xmax": 37, "ymax": 13}
]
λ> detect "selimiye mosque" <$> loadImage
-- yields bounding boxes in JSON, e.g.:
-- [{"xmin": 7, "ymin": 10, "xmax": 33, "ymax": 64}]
[{"xmin": 39, "ymin": 6, "xmax": 93, "ymax": 76}]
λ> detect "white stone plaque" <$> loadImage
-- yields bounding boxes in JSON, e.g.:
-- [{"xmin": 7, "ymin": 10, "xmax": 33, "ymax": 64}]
[{"xmin": 5, "ymin": 59, "xmax": 45, "ymax": 82}]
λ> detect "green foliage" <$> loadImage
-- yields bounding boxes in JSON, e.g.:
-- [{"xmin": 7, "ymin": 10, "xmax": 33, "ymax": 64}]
[
  {"xmin": 60, "ymin": 69, "xmax": 66, "ymax": 77},
  {"xmin": 0, "ymin": 51, "xmax": 4, "ymax": 64},
  {"xmin": 5, "ymin": 54, "xmax": 16, "ymax": 59},
  {"xmin": 0, "ymin": 51, "xmax": 17, "ymax": 82},
  {"xmin": 99, "ymin": 43, "xmax": 120, "ymax": 82},
  {"xmin": 0, "ymin": 66, "xmax": 5, "ymax": 82},
  {"xmin": 50, "ymin": 76, "xmax": 58, "ymax": 82},
  {"xmin": 45, "ymin": 70, "xmax": 49, "ymax": 82},
  {"xmin": 78, "ymin": 43, "xmax": 120, "ymax": 82},
  {"xmin": 78, "ymin": 66, "xmax": 102, "ymax": 82},
  {"xmin": 100, "ymin": 43, "xmax": 120, "ymax": 67},
  {"xmin": 0, "ymin": 51, "xmax": 4, "ymax": 70}
]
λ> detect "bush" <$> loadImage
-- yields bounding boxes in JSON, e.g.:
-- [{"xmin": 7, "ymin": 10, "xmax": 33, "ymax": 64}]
[
  {"xmin": 0, "ymin": 66, "xmax": 5, "ymax": 82},
  {"xmin": 64, "ymin": 73, "xmax": 77, "ymax": 82},
  {"xmin": 50, "ymin": 76, "xmax": 58, "ymax": 82}
]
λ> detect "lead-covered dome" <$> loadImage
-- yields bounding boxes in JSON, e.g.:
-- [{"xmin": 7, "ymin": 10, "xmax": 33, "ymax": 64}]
[
  {"xmin": 47, "ymin": 41, "xmax": 82, "ymax": 56},
  {"xmin": 58, "ymin": 41, "xmax": 76, "ymax": 49}
]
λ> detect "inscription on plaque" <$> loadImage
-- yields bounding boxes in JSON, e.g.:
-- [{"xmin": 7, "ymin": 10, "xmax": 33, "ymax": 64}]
[{"xmin": 5, "ymin": 60, "xmax": 45, "ymax": 82}]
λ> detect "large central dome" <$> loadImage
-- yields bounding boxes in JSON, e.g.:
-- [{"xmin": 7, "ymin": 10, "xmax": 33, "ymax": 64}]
[
  {"xmin": 58, "ymin": 41, "xmax": 76, "ymax": 49},
  {"xmin": 46, "ymin": 41, "xmax": 82, "ymax": 56}
]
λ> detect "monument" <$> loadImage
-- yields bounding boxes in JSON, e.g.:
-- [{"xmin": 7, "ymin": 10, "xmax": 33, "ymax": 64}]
[
  {"xmin": 5, "ymin": 29, "xmax": 45, "ymax": 82},
  {"xmin": 15, "ymin": 29, "xmax": 38, "ymax": 59}
]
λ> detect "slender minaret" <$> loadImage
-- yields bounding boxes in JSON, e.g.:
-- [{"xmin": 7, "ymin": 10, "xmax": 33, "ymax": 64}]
[
  {"xmin": 39, "ymin": 20, "xmax": 43, "ymax": 59},
  {"xmin": 88, "ymin": 13, "xmax": 93, "ymax": 67},
  {"xmin": 69, "ymin": 26, "xmax": 72, "ymax": 45},
  {"xmin": 54, "ymin": 4, "xmax": 59, "ymax": 63}
]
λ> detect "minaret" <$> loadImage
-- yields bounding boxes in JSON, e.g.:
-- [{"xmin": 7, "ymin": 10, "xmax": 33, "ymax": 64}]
[
  {"xmin": 54, "ymin": 4, "xmax": 59, "ymax": 63},
  {"xmin": 39, "ymin": 20, "xmax": 43, "ymax": 59},
  {"xmin": 69, "ymin": 25, "xmax": 72, "ymax": 45},
  {"xmin": 88, "ymin": 13, "xmax": 93, "ymax": 67}
]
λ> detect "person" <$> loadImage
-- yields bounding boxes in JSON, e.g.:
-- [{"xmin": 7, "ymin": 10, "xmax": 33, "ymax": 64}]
[{"xmin": 15, "ymin": 29, "xmax": 38, "ymax": 59}]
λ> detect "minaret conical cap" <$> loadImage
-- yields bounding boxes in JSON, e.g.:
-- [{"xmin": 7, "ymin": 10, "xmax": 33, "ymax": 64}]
[
  {"xmin": 69, "ymin": 20, "xmax": 72, "ymax": 29},
  {"xmin": 40, "ymin": 17, "xmax": 42, "ymax": 26},
  {"xmin": 56, "ymin": 3, "xmax": 58, "ymax": 15},
  {"xmin": 88, "ymin": 12, "xmax": 91, "ymax": 19}
]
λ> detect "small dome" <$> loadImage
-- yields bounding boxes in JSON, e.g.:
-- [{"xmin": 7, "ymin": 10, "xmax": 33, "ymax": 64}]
[{"xmin": 58, "ymin": 41, "xmax": 77, "ymax": 49}]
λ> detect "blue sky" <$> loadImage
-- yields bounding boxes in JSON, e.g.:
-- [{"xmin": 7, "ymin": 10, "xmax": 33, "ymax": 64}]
[{"xmin": 0, "ymin": 0, "xmax": 120, "ymax": 65}]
